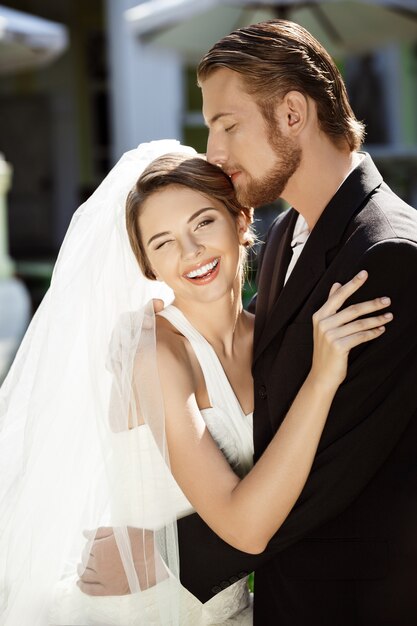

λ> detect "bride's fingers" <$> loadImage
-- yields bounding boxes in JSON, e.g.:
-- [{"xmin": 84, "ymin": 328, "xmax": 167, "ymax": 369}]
[
  {"xmin": 323, "ymin": 312, "xmax": 393, "ymax": 341},
  {"xmin": 328, "ymin": 282, "xmax": 342, "ymax": 297},
  {"xmin": 319, "ymin": 296, "xmax": 391, "ymax": 331},
  {"xmin": 315, "ymin": 270, "xmax": 368, "ymax": 320},
  {"xmin": 335, "ymin": 324, "xmax": 387, "ymax": 352}
]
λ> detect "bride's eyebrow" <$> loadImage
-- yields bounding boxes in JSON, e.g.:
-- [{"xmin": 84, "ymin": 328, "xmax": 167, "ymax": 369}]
[
  {"xmin": 187, "ymin": 206, "xmax": 220, "ymax": 223},
  {"xmin": 147, "ymin": 231, "xmax": 171, "ymax": 247},
  {"xmin": 147, "ymin": 207, "xmax": 220, "ymax": 246}
]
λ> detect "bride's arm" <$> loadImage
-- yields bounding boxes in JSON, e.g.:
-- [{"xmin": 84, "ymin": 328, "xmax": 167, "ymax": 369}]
[{"xmin": 160, "ymin": 271, "xmax": 392, "ymax": 554}]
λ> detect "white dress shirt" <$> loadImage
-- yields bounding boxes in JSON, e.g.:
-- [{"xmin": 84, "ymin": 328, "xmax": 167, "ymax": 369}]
[
  {"xmin": 284, "ymin": 214, "xmax": 310, "ymax": 284},
  {"xmin": 283, "ymin": 154, "xmax": 365, "ymax": 286}
]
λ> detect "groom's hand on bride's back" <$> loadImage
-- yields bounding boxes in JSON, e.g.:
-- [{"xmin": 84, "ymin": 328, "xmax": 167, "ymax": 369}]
[{"xmin": 77, "ymin": 527, "xmax": 160, "ymax": 596}]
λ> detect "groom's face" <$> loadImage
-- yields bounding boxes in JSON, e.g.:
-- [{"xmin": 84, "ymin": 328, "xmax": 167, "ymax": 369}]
[{"xmin": 202, "ymin": 68, "xmax": 301, "ymax": 208}]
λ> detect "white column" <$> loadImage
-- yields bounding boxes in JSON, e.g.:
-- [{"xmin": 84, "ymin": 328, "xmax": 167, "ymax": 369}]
[
  {"xmin": 0, "ymin": 153, "xmax": 30, "ymax": 383},
  {"xmin": 376, "ymin": 45, "xmax": 402, "ymax": 146},
  {"xmin": 105, "ymin": 0, "xmax": 184, "ymax": 162},
  {"xmin": 0, "ymin": 154, "xmax": 14, "ymax": 279}
]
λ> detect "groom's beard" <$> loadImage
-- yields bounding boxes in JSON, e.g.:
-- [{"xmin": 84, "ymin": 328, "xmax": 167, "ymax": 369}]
[{"xmin": 235, "ymin": 131, "xmax": 301, "ymax": 208}]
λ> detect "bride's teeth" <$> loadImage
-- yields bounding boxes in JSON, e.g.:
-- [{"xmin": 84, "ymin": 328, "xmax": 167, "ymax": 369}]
[{"xmin": 186, "ymin": 258, "xmax": 218, "ymax": 278}]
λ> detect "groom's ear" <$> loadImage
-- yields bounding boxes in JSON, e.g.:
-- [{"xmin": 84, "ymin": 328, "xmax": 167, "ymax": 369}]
[{"xmin": 277, "ymin": 90, "xmax": 308, "ymax": 137}]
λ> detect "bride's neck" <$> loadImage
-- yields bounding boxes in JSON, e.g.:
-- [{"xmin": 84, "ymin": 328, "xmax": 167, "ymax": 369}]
[{"xmin": 173, "ymin": 286, "xmax": 246, "ymax": 358}]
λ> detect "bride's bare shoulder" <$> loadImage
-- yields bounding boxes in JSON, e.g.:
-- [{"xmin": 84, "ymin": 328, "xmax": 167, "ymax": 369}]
[{"xmin": 155, "ymin": 314, "xmax": 192, "ymax": 376}]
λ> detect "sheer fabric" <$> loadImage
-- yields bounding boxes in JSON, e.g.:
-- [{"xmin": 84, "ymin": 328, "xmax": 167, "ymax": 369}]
[
  {"xmin": 0, "ymin": 140, "xmax": 254, "ymax": 625},
  {"xmin": 0, "ymin": 141, "xmax": 193, "ymax": 625},
  {"xmin": 49, "ymin": 304, "xmax": 254, "ymax": 625}
]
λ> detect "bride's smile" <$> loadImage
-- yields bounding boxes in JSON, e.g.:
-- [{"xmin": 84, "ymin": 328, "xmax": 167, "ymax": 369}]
[
  {"xmin": 182, "ymin": 257, "xmax": 221, "ymax": 286},
  {"xmin": 138, "ymin": 184, "xmax": 247, "ymax": 306}
]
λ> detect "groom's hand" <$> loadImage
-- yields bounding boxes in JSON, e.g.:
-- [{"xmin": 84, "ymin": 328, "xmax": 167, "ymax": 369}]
[{"xmin": 77, "ymin": 527, "xmax": 161, "ymax": 596}]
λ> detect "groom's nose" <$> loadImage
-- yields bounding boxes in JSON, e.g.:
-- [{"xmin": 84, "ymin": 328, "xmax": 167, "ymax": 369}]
[{"xmin": 206, "ymin": 132, "xmax": 227, "ymax": 168}]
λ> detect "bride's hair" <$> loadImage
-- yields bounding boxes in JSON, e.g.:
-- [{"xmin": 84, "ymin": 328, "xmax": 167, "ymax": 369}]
[{"xmin": 126, "ymin": 153, "xmax": 254, "ymax": 280}]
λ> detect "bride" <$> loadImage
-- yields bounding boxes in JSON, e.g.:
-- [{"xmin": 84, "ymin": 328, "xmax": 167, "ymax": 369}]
[{"xmin": 0, "ymin": 141, "xmax": 392, "ymax": 625}]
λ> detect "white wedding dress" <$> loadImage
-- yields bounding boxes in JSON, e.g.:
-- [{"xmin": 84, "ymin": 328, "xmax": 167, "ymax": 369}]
[{"xmin": 50, "ymin": 305, "xmax": 254, "ymax": 625}]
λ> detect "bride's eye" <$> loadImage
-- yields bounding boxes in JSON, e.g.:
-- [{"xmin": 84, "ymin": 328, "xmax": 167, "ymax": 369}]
[
  {"xmin": 155, "ymin": 240, "xmax": 173, "ymax": 250},
  {"xmin": 196, "ymin": 218, "xmax": 214, "ymax": 230}
]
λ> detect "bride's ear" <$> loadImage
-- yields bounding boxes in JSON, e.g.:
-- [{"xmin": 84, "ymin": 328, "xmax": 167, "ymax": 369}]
[{"xmin": 237, "ymin": 213, "xmax": 251, "ymax": 246}]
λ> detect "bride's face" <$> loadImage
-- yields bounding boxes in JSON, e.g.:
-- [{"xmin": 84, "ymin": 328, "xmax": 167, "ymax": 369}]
[{"xmin": 138, "ymin": 185, "xmax": 247, "ymax": 304}]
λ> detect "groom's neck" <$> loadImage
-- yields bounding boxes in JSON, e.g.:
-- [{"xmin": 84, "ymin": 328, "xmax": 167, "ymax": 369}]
[{"xmin": 281, "ymin": 139, "xmax": 361, "ymax": 232}]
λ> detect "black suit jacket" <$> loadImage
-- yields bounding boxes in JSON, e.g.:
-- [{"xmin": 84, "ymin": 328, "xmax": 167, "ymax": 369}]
[{"xmin": 177, "ymin": 154, "xmax": 417, "ymax": 625}]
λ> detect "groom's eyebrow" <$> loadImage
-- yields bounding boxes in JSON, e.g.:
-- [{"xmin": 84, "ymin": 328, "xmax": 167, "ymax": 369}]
[
  {"xmin": 206, "ymin": 112, "xmax": 233, "ymax": 127},
  {"xmin": 147, "ymin": 207, "xmax": 220, "ymax": 246}
]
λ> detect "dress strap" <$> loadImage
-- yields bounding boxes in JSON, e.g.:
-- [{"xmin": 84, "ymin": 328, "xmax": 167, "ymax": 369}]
[{"xmin": 158, "ymin": 305, "xmax": 245, "ymax": 418}]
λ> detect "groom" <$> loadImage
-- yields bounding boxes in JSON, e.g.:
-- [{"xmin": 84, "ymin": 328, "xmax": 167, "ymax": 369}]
[{"xmin": 82, "ymin": 21, "xmax": 417, "ymax": 625}]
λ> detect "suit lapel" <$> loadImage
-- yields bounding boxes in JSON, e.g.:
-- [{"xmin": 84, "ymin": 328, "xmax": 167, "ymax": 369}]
[
  {"xmin": 253, "ymin": 153, "xmax": 383, "ymax": 364},
  {"xmin": 253, "ymin": 218, "xmax": 326, "ymax": 362},
  {"xmin": 253, "ymin": 209, "xmax": 296, "ymax": 348}
]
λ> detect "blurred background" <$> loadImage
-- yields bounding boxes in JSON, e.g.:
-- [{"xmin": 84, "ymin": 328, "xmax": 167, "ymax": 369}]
[{"xmin": 1, "ymin": 0, "xmax": 417, "ymax": 382}]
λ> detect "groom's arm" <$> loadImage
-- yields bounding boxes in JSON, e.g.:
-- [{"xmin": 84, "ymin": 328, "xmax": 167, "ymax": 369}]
[
  {"xmin": 177, "ymin": 238, "xmax": 417, "ymax": 600},
  {"xmin": 266, "ymin": 238, "xmax": 417, "ymax": 546}
]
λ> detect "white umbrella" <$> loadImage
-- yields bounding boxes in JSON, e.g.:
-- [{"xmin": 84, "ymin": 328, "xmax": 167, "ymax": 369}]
[
  {"xmin": 0, "ymin": 5, "xmax": 68, "ymax": 74},
  {"xmin": 125, "ymin": 0, "xmax": 417, "ymax": 60}
]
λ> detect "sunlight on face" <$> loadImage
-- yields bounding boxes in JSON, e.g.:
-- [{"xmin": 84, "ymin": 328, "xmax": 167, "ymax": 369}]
[
  {"xmin": 138, "ymin": 185, "xmax": 245, "ymax": 305},
  {"xmin": 202, "ymin": 68, "xmax": 301, "ymax": 207}
]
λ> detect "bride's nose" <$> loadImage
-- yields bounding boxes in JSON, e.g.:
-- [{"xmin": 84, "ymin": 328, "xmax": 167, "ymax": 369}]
[{"xmin": 181, "ymin": 235, "xmax": 204, "ymax": 260}]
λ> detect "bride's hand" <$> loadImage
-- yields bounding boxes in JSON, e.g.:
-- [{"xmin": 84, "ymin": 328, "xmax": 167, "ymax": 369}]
[
  {"xmin": 310, "ymin": 270, "xmax": 393, "ymax": 390},
  {"xmin": 152, "ymin": 298, "xmax": 165, "ymax": 313}
]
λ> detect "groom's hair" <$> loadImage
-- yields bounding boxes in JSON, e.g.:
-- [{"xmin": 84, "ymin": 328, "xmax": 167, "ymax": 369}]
[
  {"xmin": 197, "ymin": 19, "xmax": 365, "ymax": 151},
  {"xmin": 126, "ymin": 153, "xmax": 254, "ymax": 280}
]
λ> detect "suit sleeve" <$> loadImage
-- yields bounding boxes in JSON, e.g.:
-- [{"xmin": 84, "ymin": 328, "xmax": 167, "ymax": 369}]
[
  {"xmin": 265, "ymin": 238, "xmax": 417, "ymax": 549},
  {"xmin": 179, "ymin": 238, "xmax": 417, "ymax": 602}
]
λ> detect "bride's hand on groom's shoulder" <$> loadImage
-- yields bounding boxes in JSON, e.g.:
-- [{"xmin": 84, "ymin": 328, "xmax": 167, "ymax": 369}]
[
  {"xmin": 77, "ymin": 527, "xmax": 162, "ymax": 596},
  {"xmin": 310, "ymin": 270, "xmax": 393, "ymax": 390}
]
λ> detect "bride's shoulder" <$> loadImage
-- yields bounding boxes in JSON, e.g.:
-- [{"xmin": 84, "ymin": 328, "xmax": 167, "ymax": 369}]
[{"xmin": 155, "ymin": 315, "xmax": 193, "ymax": 379}]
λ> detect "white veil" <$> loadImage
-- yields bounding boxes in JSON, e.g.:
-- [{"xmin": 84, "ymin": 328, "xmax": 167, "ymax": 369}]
[{"xmin": 0, "ymin": 140, "xmax": 197, "ymax": 625}]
